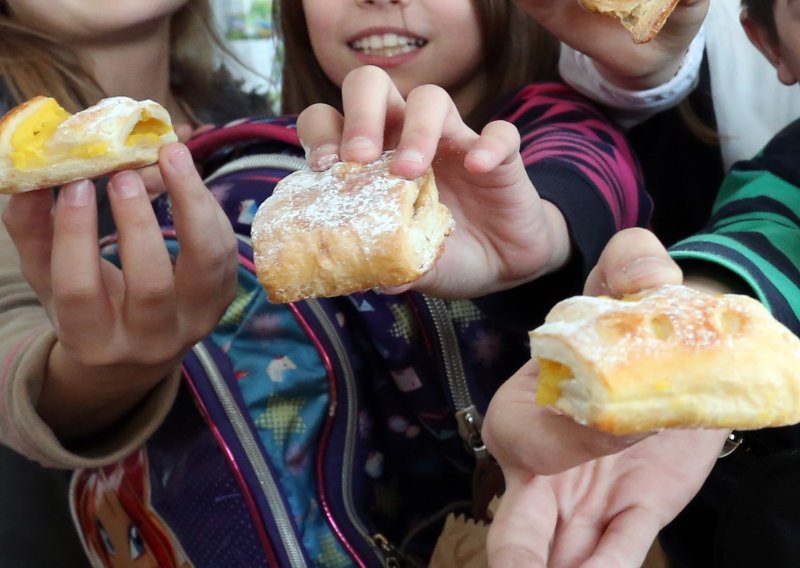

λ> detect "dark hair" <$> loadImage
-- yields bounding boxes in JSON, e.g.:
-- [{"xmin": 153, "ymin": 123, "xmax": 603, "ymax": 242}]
[
  {"xmin": 274, "ymin": 0, "xmax": 559, "ymax": 130},
  {"xmin": 742, "ymin": 0, "xmax": 778, "ymax": 39}
]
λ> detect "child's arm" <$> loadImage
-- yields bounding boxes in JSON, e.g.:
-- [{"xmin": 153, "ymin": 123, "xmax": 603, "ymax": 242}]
[
  {"xmin": 483, "ymin": 227, "xmax": 728, "ymax": 567},
  {"xmin": 0, "ymin": 144, "xmax": 237, "ymax": 467},
  {"xmin": 517, "ymin": 0, "xmax": 709, "ymax": 91},
  {"xmin": 297, "ymin": 67, "xmax": 646, "ymax": 300},
  {"xmin": 669, "ymin": 127, "xmax": 800, "ymax": 334},
  {"xmin": 470, "ymin": 82, "xmax": 652, "ymax": 328}
]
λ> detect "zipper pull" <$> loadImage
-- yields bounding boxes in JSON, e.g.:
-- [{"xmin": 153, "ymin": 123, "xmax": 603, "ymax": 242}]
[
  {"xmin": 371, "ymin": 533, "xmax": 403, "ymax": 568},
  {"xmin": 455, "ymin": 405, "xmax": 488, "ymax": 460}
]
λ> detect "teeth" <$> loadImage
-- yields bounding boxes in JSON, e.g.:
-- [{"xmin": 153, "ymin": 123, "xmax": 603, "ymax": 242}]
[{"xmin": 351, "ymin": 33, "xmax": 426, "ymax": 55}]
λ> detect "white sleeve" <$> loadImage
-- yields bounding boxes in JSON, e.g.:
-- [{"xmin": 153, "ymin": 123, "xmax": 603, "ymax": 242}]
[{"xmin": 558, "ymin": 25, "xmax": 707, "ymax": 129}]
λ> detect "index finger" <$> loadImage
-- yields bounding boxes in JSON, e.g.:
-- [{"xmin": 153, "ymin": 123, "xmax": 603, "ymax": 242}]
[
  {"xmin": 483, "ymin": 361, "xmax": 646, "ymax": 476},
  {"xmin": 339, "ymin": 66, "xmax": 406, "ymax": 163},
  {"xmin": 158, "ymin": 143, "xmax": 237, "ymax": 320}
]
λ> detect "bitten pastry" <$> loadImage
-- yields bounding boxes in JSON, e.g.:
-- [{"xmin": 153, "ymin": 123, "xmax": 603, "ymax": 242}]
[
  {"xmin": 531, "ymin": 284, "xmax": 800, "ymax": 434},
  {"xmin": 578, "ymin": 0, "xmax": 679, "ymax": 43},
  {"xmin": 0, "ymin": 95, "xmax": 177, "ymax": 193},
  {"xmin": 251, "ymin": 151, "xmax": 455, "ymax": 303}
]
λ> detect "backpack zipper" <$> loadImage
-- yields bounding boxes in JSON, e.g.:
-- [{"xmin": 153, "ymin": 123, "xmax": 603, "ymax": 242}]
[
  {"xmin": 421, "ymin": 297, "xmax": 488, "ymax": 460},
  {"xmin": 235, "ymin": 234, "xmax": 381, "ymax": 566},
  {"xmin": 192, "ymin": 341, "xmax": 309, "ymax": 567},
  {"xmin": 302, "ymin": 298, "xmax": 395, "ymax": 566},
  {"xmin": 204, "ymin": 154, "xmax": 308, "ymax": 184}
]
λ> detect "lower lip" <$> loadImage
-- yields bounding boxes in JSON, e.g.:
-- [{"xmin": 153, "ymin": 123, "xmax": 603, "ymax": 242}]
[{"xmin": 350, "ymin": 46, "xmax": 423, "ymax": 68}]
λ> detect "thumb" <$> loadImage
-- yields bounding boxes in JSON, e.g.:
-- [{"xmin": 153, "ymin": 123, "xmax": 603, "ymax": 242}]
[{"xmin": 584, "ymin": 228, "xmax": 682, "ymax": 296}]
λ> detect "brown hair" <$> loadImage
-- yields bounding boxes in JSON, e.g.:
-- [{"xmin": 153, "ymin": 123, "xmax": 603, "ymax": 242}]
[
  {"xmin": 274, "ymin": 0, "xmax": 559, "ymax": 129},
  {"xmin": 741, "ymin": 0, "xmax": 778, "ymax": 40},
  {"xmin": 0, "ymin": 0, "xmax": 234, "ymax": 113}
]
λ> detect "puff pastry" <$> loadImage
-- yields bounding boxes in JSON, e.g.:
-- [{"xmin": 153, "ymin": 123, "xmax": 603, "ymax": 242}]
[
  {"xmin": 579, "ymin": 0, "xmax": 679, "ymax": 43},
  {"xmin": 251, "ymin": 151, "xmax": 454, "ymax": 303},
  {"xmin": 531, "ymin": 285, "xmax": 800, "ymax": 434},
  {"xmin": 0, "ymin": 95, "xmax": 177, "ymax": 193}
]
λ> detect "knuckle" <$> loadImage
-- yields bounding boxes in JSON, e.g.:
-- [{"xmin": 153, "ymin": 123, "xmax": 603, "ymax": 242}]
[
  {"xmin": 130, "ymin": 280, "xmax": 175, "ymax": 307},
  {"xmin": 53, "ymin": 283, "xmax": 97, "ymax": 308}
]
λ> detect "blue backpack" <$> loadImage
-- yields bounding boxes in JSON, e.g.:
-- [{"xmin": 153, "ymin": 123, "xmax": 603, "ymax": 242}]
[{"xmin": 71, "ymin": 118, "xmax": 529, "ymax": 567}]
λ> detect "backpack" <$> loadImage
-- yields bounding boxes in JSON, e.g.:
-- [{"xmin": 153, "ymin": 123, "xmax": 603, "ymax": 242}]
[{"xmin": 70, "ymin": 117, "xmax": 529, "ymax": 567}]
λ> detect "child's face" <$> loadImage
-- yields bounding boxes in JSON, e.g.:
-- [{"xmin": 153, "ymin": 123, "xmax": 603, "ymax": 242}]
[
  {"xmin": 302, "ymin": 0, "xmax": 486, "ymax": 114},
  {"xmin": 6, "ymin": 0, "xmax": 189, "ymax": 43},
  {"xmin": 744, "ymin": 0, "xmax": 800, "ymax": 85},
  {"xmin": 773, "ymin": 0, "xmax": 800, "ymax": 84}
]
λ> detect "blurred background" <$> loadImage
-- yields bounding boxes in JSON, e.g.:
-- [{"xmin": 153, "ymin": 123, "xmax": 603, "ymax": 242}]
[{"xmin": 212, "ymin": 0, "xmax": 282, "ymax": 113}]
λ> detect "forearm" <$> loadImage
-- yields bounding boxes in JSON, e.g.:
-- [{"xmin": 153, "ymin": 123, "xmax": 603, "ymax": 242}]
[
  {"xmin": 669, "ymin": 168, "xmax": 800, "ymax": 332},
  {"xmin": 559, "ymin": 27, "xmax": 705, "ymax": 127},
  {"xmin": 0, "ymin": 197, "xmax": 180, "ymax": 467},
  {"xmin": 40, "ymin": 344, "xmax": 181, "ymax": 440}
]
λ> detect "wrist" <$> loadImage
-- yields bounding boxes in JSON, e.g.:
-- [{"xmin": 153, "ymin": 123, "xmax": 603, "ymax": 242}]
[
  {"xmin": 39, "ymin": 342, "xmax": 181, "ymax": 440},
  {"xmin": 594, "ymin": 56, "xmax": 685, "ymax": 92}
]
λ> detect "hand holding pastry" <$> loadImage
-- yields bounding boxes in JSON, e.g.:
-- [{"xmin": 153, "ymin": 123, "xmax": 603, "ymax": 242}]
[
  {"xmin": 517, "ymin": 0, "xmax": 709, "ymax": 90},
  {"xmin": 292, "ymin": 65, "xmax": 571, "ymax": 301},
  {"xmin": 483, "ymin": 228, "xmax": 727, "ymax": 567},
  {"xmin": 2, "ymin": 144, "xmax": 237, "ymax": 439}
]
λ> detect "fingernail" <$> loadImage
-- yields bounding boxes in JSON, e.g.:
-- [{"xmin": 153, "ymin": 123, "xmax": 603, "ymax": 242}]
[
  {"xmin": 623, "ymin": 257, "xmax": 677, "ymax": 282},
  {"xmin": 394, "ymin": 148, "xmax": 425, "ymax": 165},
  {"xmin": 61, "ymin": 180, "xmax": 92, "ymax": 207},
  {"xmin": 343, "ymin": 136, "xmax": 375, "ymax": 156},
  {"xmin": 468, "ymin": 149, "xmax": 492, "ymax": 167},
  {"xmin": 110, "ymin": 172, "xmax": 144, "ymax": 200},
  {"xmin": 308, "ymin": 144, "xmax": 340, "ymax": 170},
  {"xmin": 166, "ymin": 145, "xmax": 193, "ymax": 173}
]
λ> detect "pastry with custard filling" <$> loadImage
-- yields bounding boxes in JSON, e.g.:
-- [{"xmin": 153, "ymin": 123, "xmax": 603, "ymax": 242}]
[
  {"xmin": 531, "ymin": 284, "xmax": 800, "ymax": 434},
  {"xmin": 579, "ymin": 0, "xmax": 680, "ymax": 43},
  {"xmin": 251, "ymin": 151, "xmax": 455, "ymax": 303},
  {"xmin": 0, "ymin": 95, "xmax": 177, "ymax": 194}
]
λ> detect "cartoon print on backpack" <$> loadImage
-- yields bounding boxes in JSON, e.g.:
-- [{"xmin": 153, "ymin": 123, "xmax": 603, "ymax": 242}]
[{"xmin": 70, "ymin": 450, "xmax": 192, "ymax": 568}]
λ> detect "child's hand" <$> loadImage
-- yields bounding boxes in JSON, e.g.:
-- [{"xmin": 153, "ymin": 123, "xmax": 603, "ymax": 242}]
[
  {"xmin": 2, "ymin": 143, "xmax": 237, "ymax": 438},
  {"xmin": 518, "ymin": 0, "xmax": 709, "ymax": 90},
  {"xmin": 483, "ymin": 228, "xmax": 727, "ymax": 566},
  {"xmin": 297, "ymin": 66, "xmax": 571, "ymax": 299}
]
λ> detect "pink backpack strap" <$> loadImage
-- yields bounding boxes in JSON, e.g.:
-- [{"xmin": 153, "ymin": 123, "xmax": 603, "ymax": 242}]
[{"xmin": 187, "ymin": 119, "xmax": 302, "ymax": 162}]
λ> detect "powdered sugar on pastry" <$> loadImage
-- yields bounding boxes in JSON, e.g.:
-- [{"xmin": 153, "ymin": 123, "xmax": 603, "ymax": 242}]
[
  {"xmin": 251, "ymin": 150, "xmax": 454, "ymax": 303},
  {"xmin": 531, "ymin": 284, "xmax": 800, "ymax": 433},
  {"xmin": 254, "ymin": 153, "xmax": 408, "ymax": 253}
]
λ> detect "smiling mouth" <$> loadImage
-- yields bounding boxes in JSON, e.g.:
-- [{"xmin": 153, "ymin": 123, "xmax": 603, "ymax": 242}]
[{"xmin": 349, "ymin": 33, "xmax": 428, "ymax": 57}]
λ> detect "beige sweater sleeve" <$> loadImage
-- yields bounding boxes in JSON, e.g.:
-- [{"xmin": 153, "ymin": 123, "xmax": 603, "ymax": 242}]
[{"xmin": 0, "ymin": 195, "xmax": 181, "ymax": 469}]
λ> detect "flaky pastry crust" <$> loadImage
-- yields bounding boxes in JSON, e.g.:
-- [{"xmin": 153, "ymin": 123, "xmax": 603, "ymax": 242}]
[
  {"xmin": 251, "ymin": 151, "xmax": 454, "ymax": 303},
  {"xmin": 531, "ymin": 285, "xmax": 800, "ymax": 433},
  {"xmin": 578, "ymin": 0, "xmax": 680, "ymax": 43},
  {"xmin": 0, "ymin": 96, "xmax": 177, "ymax": 193}
]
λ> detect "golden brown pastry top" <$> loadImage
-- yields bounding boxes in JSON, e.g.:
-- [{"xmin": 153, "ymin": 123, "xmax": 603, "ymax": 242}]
[{"xmin": 531, "ymin": 285, "xmax": 800, "ymax": 433}]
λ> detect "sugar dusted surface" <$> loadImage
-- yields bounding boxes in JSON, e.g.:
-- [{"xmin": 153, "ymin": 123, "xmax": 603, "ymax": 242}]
[
  {"xmin": 52, "ymin": 97, "xmax": 166, "ymax": 144},
  {"xmin": 252, "ymin": 151, "xmax": 424, "ymax": 251},
  {"xmin": 533, "ymin": 285, "xmax": 775, "ymax": 369}
]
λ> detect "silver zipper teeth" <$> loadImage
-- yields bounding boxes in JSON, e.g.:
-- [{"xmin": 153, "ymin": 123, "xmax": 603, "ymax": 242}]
[
  {"xmin": 192, "ymin": 342, "xmax": 308, "ymax": 567},
  {"xmin": 204, "ymin": 154, "xmax": 308, "ymax": 184},
  {"xmin": 235, "ymin": 235, "xmax": 379, "ymax": 564},
  {"xmin": 423, "ymin": 297, "xmax": 472, "ymax": 410},
  {"xmin": 213, "ymin": 154, "xmax": 386, "ymax": 561},
  {"xmin": 304, "ymin": 299, "xmax": 381, "ymax": 562}
]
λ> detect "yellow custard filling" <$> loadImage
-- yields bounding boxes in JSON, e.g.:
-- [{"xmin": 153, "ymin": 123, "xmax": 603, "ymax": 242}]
[
  {"xmin": 535, "ymin": 359, "xmax": 574, "ymax": 405},
  {"xmin": 10, "ymin": 98, "xmax": 71, "ymax": 170},
  {"xmin": 126, "ymin": 114, "xmax": 171, "ymax": 146}
]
